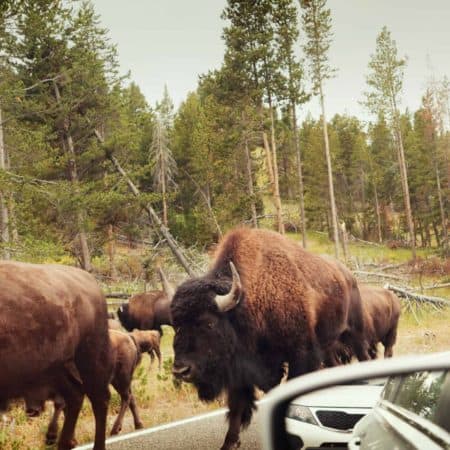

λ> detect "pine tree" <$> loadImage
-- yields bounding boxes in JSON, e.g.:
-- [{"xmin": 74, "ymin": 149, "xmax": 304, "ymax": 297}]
[
  {"xmin": 274, "ymin": 0, "xmax": 309, "ymax": 245},
  {"xmin": 300, "ymin": 0, "xmax": 339, "ymax": 257},
  {"xmin": 364, "ymin": 26, "xmax": 416, "ymax": 259},
  {"xmin": 149, "ymin": 87, "xmax": 177, "ymax": 227}
]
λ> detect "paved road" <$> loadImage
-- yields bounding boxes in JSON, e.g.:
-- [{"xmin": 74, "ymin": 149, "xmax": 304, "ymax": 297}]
[{"xmin": 75, "ymin": 407, "xmax": 264, "ymax": 450}]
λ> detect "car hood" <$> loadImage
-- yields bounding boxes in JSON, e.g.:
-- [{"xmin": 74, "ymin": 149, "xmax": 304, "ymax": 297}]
[{"xmin": 290, "ymin": 384, "xmax": 384, "ymax": 409}]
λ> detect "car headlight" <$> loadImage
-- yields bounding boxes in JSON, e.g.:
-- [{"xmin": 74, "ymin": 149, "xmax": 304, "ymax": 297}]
[{"xmin": 286, "ymin": 404, "xmax": 318, "ymax": 425}]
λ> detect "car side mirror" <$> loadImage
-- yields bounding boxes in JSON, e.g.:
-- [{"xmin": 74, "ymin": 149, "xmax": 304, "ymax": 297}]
[{"xmin": 260, "ymin": 352, "xmax": 450, "ymax": 450}]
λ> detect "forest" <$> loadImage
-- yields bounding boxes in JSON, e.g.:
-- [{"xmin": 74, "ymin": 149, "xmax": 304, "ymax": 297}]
[{"xmin": 0, "ymin": 0, "xmax": 448, "ymax": 276}]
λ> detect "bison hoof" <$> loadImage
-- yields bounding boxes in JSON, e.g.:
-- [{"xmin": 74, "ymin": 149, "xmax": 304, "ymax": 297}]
[
  {"xmin": 135, "ymin": 422, "xmax": 144, "ymax": 430},
  {"xmin": 45, "ymin": 433, "xmax": 58, "ymax": 446},
  {"xmin": 220, "ymin": 439, "xmax": 241, "ymax": 450},
  {"xmin": 57, "ymin": 438, "xmax": 78, "ymax": 450},
  {"xmin": 110, "ymin": 426, "xmax": 121, "ymax": 435}
]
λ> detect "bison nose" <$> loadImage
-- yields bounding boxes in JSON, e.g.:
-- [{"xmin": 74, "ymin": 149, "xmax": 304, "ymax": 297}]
[{"xmin": 172, "ymin": 363, "xmax": 192, "ymax": 379}]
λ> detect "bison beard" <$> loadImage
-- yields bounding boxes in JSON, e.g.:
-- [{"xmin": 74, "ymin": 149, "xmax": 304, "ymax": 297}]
[{"xmin": 170, "ymin": 228, "xmax": 367, "ymax": 450}]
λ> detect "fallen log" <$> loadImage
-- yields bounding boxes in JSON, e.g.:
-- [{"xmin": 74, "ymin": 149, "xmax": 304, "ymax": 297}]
[
  {"xmin": 383, "ymin": 283, "xmax": 450, "ymax": 306},
  {"xmin": 104, "ymin": 292, "xmax": 130, "ymax": 299},
  {"xmin": 422, "ymin": 282, "xmax": 450, "ymax": 291},
  {"xmin": 354, "ymin": 270, "xmax": 406, "ymax": 281}
]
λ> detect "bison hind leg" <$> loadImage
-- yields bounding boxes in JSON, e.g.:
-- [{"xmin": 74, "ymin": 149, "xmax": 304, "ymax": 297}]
[{"xmin": 382, "ymin": 325, "xmax": 398, "ymax": 358}]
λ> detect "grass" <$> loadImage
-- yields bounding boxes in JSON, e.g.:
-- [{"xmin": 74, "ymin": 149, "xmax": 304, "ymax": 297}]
[{"xmin": 1, "ymin": 230, "xmax": 448, "ymax": 449}]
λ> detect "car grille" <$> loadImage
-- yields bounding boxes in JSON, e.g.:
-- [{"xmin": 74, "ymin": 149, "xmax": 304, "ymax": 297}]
[{"xmin": 315, "ymin": 410, "xmax": 365, "ymax": 431}]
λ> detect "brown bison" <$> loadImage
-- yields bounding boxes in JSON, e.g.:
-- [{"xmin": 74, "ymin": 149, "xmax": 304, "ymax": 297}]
[
  {"xmin": 332, "ymin": 284, "xmax": 401, "ymax": 363},
  {"xmin": 0, "ymin": 261, "xmax": 111, "ymax": 450},
  {"xmin": 117, "ymin": 269, "xmax": 173, "ymax": 334},
  {"xmin": 168, "ymin": 228, "xmax": 369, "ymax": 450},
  {"xmin": 362, "ymin": 285, "xmax": 401, "ymax": 358}
]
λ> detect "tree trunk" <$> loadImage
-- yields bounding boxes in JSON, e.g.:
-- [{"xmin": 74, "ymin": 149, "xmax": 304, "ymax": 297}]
[
  {"xmin": 319, "ymin": 85, "xmax": 339, "ymax": 258},
  {"xmin": 291, "ymin": 102, "xmax": 307, "ymax": 248},
  {"xmin": 373, "ymin": 184, "xmax": 382, "ymax": 243},
  {"xmin": 340, "ymin": 221, "xmax": 349, "ymax": 263},
  {"xmin": 434, "ymin": 157, "xmax": 448, "ymax": 252},
  {"xmin": 432, "ymin": 220, "xmax": 441, "ymax": 247},
  {"xmin": 107, "ymin": 224, "xmax": 117, "ymax": 280},
  {"xmin": 392, "ymin": 106, "xmax": 416, "ymax": 260},
  {"xmin": 244, "ymin": 137, "xmax": 258, "ymax": 228},
  {"xmin": 268, "ymin": 104, "xmax": 284, "ymax": 234},
  {"xmin": 53, "ymin": 82, "xmax": 92, "ymax": 271},
  {"xmin": 160, "ymin": 145, "xmax": 168, "ymax": 227},
  {"xmin": 0, "ymin": 107, "xmax": 10, "ymax": 259}
]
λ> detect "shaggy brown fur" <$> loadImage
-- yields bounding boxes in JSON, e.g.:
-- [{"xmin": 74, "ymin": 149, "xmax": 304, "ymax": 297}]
[
  {"xmin": 117, "ymin": 290, "xmax": 172, "ymax": 334},
  {"xmin": 0, "ymin": 261, "xmax": 111, "ymax": 450},
  {"xmin": 170, "ymin": 227, "xmax": 369, "ymax": 450}
]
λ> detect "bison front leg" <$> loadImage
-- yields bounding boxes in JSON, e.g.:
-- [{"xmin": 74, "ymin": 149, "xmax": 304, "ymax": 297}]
[
  {"xmin": 222, "ymin": 387, "xmax": 256, "ymax": 450},
  {"xmin": 57, "ymin": 389, "xmax": 83, "ymax": 450},
  {"xmin": 46, "ymin": 399, "xmax": 64, "ymax": 446}
]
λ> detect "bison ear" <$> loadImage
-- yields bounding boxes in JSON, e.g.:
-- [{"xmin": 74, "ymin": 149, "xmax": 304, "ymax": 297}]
[
  {"xmin": 158, "ymin": 267, "xmax": 175, "ymax": 300},
  {"xmin": 215, "ymin": 262, "xmax": 242, "ymax": 312}
]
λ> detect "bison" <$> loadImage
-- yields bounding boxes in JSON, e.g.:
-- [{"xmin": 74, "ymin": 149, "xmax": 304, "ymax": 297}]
[
  {"xmin": 117, "ymin": 269, "xmax": 173, "ymax": 334},
  {"xmin": 332, "ymin": 284, "xmax": 401, "ymax": 363},
  {"xmin": 0, "ymin": 261, "xmax": 111, "ymax": 450},
  {"xmin": 167, "ymin": 227, "xmax": 369, "ymax": 450}
]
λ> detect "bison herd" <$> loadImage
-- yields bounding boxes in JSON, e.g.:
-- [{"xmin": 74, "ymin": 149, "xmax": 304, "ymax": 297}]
[{"xmin": 0, "ymin": 227, "xmax": 401, "ymax": 450}]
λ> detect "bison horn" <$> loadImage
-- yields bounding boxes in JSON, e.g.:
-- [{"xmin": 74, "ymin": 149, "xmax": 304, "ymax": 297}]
[
  {"xmin": 215, "ymin": 262, "xmax": 242, "ymax": 312},
  {"xmin": 158, "ymin": 267, "xmax": 175, "ymax": 300}
]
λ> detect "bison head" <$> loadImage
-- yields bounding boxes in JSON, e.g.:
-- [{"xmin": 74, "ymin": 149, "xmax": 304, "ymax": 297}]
[
  {"xmin": 117, "ymin": 303, "xmax": 136, "ymax": 331},
  {"xmin": 170, "ymin": 262, "xmax": 243, "ymax": 401}
]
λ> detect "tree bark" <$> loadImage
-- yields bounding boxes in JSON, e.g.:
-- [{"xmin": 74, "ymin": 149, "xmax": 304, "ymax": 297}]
[
  {"xmin": 373, "ymin": 185, "xmax": 382, "ymax": 243},
  {"xmin": 107, "ymin": 224, "xmax": 117, "ymax": 280},
  {"xmin": 53, "ymin": 82, "xmax": 92, "ymax": 271},
  {"xmin": 291, "ymin": 102, "xmax": 307, "ymax": 248},
  {"xmin": 319, "ymin": 84, "xmax": 339, "ymax": 258},
  {"xmin": 268, "ymin": 104, "xmax": 284, "ymax": 234},
  {"xmin": 0, "ymin": 106, "xmax": 10, "ymax": 259},
  {"xmin": 244, "ymin": 137, "xmax": 258, "ymax": 228},
  {"xmin": 433, "ymin": 155, "xmax": 448, "ymax": 252},
  {"xmin": 391, "ymin": 100, "xmax": 416, "ymax": 260},
  {"xmin": 160, "ymin": 139, "xmax": 168, "ymax": 227}
]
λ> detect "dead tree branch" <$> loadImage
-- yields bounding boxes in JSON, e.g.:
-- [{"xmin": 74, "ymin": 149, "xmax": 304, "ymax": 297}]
[
  {"xmin": 94, "ymin": 129, "xmax": 196, "ymax": 277},
  {"xmin": 383, "ymin": 283, "xmax": 450, "ymax": 307}
]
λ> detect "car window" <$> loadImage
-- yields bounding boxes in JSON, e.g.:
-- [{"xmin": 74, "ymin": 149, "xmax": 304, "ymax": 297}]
[{"xmin": 382, "ymin": 370, "xmax": 449, "ymax": 432}]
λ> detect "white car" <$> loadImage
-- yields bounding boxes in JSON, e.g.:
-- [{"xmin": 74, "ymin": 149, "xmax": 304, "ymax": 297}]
[{"xmin": 286, "ymin": 381, "xmax": 384, "ymax": 449}]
